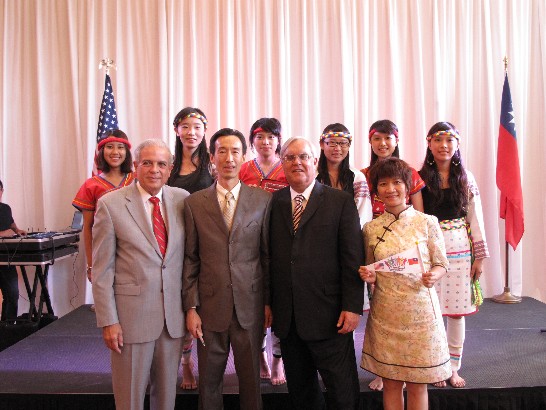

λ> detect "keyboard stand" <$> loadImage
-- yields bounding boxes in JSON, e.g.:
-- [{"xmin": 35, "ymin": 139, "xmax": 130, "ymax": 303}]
[{"xmin": 0, "ymin": 245, "xmax": 78, "ymax": 324}]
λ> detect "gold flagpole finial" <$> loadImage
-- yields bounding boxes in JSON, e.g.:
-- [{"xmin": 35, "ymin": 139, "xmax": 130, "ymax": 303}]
[
  {"xmin": 98, "ymin": 58, "xmax": 117, "ymax": 76},
  {"xmin": 503, "ymin": 56, "xmax": 508, "ymax": 73}
]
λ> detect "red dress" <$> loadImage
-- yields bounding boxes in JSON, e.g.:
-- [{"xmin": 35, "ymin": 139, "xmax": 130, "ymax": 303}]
[
  {"xmin": 72, "ymin": 173, "xmax": 135, "ymax": 212},
  {"xmin": 239, "ymin": 159, "xmax": 288, "ymax": 192}
]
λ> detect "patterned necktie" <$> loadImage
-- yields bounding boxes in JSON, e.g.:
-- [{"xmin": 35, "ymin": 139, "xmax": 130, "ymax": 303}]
[
  {"xmin": 149, "ymin": 196, "xmax": 168, "ymax": 257},
  {"xmin": 293, "ymin": 194, "xmax": 305, "ymax": 232},
  {"xmin": 223, "ymin": 192, "xmax": 235, "ymax": 231}
]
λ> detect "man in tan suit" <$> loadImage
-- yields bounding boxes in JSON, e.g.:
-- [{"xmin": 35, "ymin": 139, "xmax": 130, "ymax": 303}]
[
  {"xmin": 93, "ymin": 139, "xmax": 189, "ymax": 410},
  {"xmin": 183, "ymin": 128, "xmax": 272, "ymax": 410}
]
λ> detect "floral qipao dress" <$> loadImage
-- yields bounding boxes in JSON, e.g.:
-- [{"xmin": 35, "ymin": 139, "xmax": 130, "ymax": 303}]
[{"xmin": 361, "ymin": 206, "xmax": 452, "ymax": 383}]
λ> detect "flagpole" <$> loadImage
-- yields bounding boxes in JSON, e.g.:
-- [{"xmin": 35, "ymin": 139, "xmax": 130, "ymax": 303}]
[
  {"xmin": 492, "ymin": 243, "xmax": 522, "ymax": 303},
  {"xmin": 492, "ymin": 56, "xmax": 522, "ymax": 304}
]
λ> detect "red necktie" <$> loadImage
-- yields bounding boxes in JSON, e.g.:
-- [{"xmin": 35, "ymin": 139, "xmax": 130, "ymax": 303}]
[{"xmin": 149, "ymin": 196, "xmax": 168, "ymax": 257}]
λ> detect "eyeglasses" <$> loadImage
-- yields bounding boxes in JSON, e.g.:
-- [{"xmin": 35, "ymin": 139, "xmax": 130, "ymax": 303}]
[
  {"xmin": 282, "ymin": 154, "xmax": 312, "ymax": 163},
  {"xmin": 323, "ymin": 140, "xmax": 350, "ymax": 148}
]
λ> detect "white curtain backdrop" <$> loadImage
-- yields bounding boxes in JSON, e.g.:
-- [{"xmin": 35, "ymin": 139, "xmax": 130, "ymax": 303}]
[{"xmin": 1, "ymin": 0, "xmax": 544, "ymax": 318}]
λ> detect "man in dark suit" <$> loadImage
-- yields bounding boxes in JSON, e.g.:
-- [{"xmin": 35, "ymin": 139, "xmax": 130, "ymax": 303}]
[
  {"xmin": 183, "ymin": 128, "xmax": 272, "ymax": 410},
  {"xmin": 92, "ymin": 139, "xmax": 188, "ymax": 410},
  {"xmin": 269, "ymin": 136, "xmax": 364, "ymax": 410}
]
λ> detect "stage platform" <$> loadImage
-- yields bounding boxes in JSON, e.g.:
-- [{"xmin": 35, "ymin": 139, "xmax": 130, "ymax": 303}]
[{"xmin": 0, "ymin": 297, "xmax": 545, "ymax": 409}]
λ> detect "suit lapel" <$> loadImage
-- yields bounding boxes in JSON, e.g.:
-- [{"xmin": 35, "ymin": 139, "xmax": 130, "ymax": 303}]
[
  {"xmin": 125, "ymin": 184, "xmax": 162, "ymax": 258},
  {"xmin": 202, "ymin": 184, "xmax": 230, "ymax": 236},
  {"xmin": 277, "ymin": 188, "xmax": 294, "ymax": 234},
  {"xmin": 162, "ymin": 186, "xmax": 178, "ymax": 259},
  {"xmin": 230, "ymin": 184, "xmax": 252, "ymax": 236},
  {"xmin": 297, "ymin": 182, "xmax": 324, "ymax": 231}
]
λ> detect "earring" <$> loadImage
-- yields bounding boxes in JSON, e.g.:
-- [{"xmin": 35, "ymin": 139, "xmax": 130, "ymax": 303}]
[
  {"xmin": 426, "ymin": 153, "xmax": 435, "ymax": 166},
  {"xmin": 452, "ymin": 151, "xmax": 461, "ymax": 166}
]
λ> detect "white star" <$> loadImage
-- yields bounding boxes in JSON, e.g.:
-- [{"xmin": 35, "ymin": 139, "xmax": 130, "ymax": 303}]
[{"xmin": 508, "ymin": 110, "xmax": 516, "ymax": 126}]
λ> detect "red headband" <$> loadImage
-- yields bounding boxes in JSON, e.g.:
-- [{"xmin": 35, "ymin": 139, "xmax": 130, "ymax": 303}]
[
  {"xmin": 368, "ymin": 128, "xmax": 399, "ymax": 142},
  {"xmin": 253, "ymin": 127, "xmax": 281, "ymax": 138},
  {"xmin": 98, "ymin": 136, "xmax": 132, "ymax": 151}
]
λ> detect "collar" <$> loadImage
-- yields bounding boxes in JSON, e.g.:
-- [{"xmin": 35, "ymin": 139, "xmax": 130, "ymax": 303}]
[
  {"xmin": 216, "ymin": 180, "xmax": 242, "ymax": 201},
  {"xmin": 136, "ymin": 181, "xmax": 164, "ymax": 203},
  {"xmin": 290, "ymin": 179, "xmax": 315, "ymax": 202},
  {"xmin": 382, "ymin": 205, "xmax": 415, "ymax": 221}
]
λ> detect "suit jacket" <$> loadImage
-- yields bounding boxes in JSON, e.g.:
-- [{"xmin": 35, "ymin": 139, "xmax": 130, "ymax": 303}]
[
  {"xmin": 92, "ymin": 183, "xmax": 189, "ymax": 343},
  {"xmin": 269, "ymin": 182, "xmax": 364, "ymax": 341},
  {"xmin": 182, "ymin": 182, "xmax": 272, "ymax": 332}
]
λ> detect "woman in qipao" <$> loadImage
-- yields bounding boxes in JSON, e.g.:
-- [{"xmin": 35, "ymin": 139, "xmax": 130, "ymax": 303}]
[
  {"xmin": 359, "ymin": 157, "xmax": 451, "ymax": 410},
  {"xmin": 360, "ymin": 119, "xmax": 426, "ymax": 391}
]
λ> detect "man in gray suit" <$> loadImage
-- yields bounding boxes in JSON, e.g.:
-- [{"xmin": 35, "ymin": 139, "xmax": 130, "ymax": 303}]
[
  {"xmin": 93, "ymin": 139, "xmax": 189, "ymax": 410},
  {"xmin": 183, "ymin": 128, "xmax": 272, "ymax": 410}
]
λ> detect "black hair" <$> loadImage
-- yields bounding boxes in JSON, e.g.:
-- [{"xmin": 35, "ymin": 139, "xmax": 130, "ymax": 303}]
[
  {"xmin": 248, "ymin": 117, "xmax": 282, "ymax": 155},
  {"xmin": 418, "ymin": 121, "xmax": 469, "ymax": 215},
  {"xmin": 316, "ymin": 123, "xmax": 354, "ymax": 195},
  {"xmin": 168, "ymin": 107, "xmax": 211, "ymax": 186},
  {"xmin": 368, "ymin": 119, "xmax": 400, "ymax": 167},
  {"xmin": 0, "ymin": 179, "xmax": 3, "ymax": 190},
  {"xmin": 97, "ymin": 129, "xmax": 133, "ymax": 173},
  {"xmin": 368, "ymin": 157, "xmax": 413, "ymax": 196},
  {"xmin": 209, "ymin": 128, "xmax": 247, "ymax": 155}
]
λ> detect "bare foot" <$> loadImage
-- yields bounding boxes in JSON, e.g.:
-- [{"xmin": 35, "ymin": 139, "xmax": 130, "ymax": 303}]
[
  {"xmin": 432, "ymin": 380, "xmax": 447, "ymax": 388},
  {"xmin": 180, "ymin": 362, "xmax": 197, "ymax": 390},
  {"xmin": 271, "ymin": 356, "xmax": 286, "ymax": 385},
  {"xmin": 449, "ymin": 370, "xmax": 466, "ymax": 388},
  {"xmin": 260, "ymin": 350, "xmax": 271, "ymax": 379},
  {"xmin": 368, "ymin": 376, "xmax": 383, "ymax": 391}
]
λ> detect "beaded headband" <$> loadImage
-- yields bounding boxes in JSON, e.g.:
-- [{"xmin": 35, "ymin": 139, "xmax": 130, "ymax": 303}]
[
  {"xmin": 368, "ymin": 128, "xmax": 399, "ymax": 142},
  {"xmin": 320, "ymin": 131, "xmax": 353, "ymax": 142},
  {"xmin": 98, "ymin": 136, "xmax": 132, "ymax": 151},
  {"xmin": 174, "ymin": 112, "xmax": 208, "ymax": 127},
  {"xmin": 426, "ymin": 130, "xmax": 460, "ymax": 141}
]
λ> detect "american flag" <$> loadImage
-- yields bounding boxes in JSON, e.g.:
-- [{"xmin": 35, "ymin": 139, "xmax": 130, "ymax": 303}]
[{"xmin": 93, "ymin": 74, "xmax": 119, "ymax": 175}]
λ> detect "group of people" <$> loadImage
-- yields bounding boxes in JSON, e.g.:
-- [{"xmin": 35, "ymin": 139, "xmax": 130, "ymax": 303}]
[{"xmin": 59, "ymin": 108, "xmax": 489, "ymax": 410}]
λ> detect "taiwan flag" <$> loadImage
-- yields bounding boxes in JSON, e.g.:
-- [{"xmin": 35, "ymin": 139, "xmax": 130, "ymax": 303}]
[{"xmin": 496, "ymin": 74, "xmax": 524, "ymax": 250}]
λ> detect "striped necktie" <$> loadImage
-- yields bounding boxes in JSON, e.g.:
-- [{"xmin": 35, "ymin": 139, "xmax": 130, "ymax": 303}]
[
  {"xmin": 223, "ymin": 192, "xmax": 235, "ymax": 231},
  {"xmin": 293, "ymin": 194, "xmax": 305, "ymax": 232},
  {"xmin": 149, "ymin": 196, "xmax": 168, "ymax": 257}
]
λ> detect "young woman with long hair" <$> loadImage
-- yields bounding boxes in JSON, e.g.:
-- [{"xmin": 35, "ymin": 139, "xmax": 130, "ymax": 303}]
[{"xmin": 419, "ymin": 121, "xmax": 489, "ymax": 388}]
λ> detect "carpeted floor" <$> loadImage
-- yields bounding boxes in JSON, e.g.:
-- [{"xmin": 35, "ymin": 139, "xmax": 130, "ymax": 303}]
[{"xmin": 0, "ymin": 297, "xmax": 545, "ymax": 409}]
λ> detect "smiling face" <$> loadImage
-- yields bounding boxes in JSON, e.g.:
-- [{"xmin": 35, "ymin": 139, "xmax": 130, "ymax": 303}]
[
  {"xmin": 282, "ymin": 139, "xmax": 318, "ymax": 193},
  {"xmin": 376, "ymin": 176, "xmax": 409, "ymax": 214},
  {"xmin": 320, "ymin": 137, "xmax": 350, "ymax": 166},
  {"xmin": 253, "ymin": 132, "xmax": 279, "ymax": 160},
  {"xmin": 211, "ymin": 135, "xmax": 246, "ymax": 188},
  {"xmin": 102, "ymin": 142, "xmax": 127, "ymax": 170},
  {"xmin": 428, "ymin": 132, "xmax": 459, "ymax": 164},
  {"xmin": 370, "ymin": 132, "xmax": 397, "ymax": 159},
  {"xmin": 175, "ymin": 116, "xmax": 206, "ymax": 152},
  {"xmin": 134, "ymin": 146, "xmax": 173, "ymax": 196}
]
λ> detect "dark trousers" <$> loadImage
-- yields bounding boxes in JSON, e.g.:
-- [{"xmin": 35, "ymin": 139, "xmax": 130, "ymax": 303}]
[
  {"xmin": 0, "ymin": 266, "xmax": 19, "ymax": 322},
  {"xmin": 280, "ymin": 321, "xmax": 360, "ymax": 410}
]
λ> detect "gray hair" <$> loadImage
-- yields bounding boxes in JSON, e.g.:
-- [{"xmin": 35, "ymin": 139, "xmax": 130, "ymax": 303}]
[
  {"xmin": 280, "ymin": 136, "xmax": 318, "ymax": 159},
  {"xmin": 134, "ymin": 139, "xmax": 173, "ymax": 165}
]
